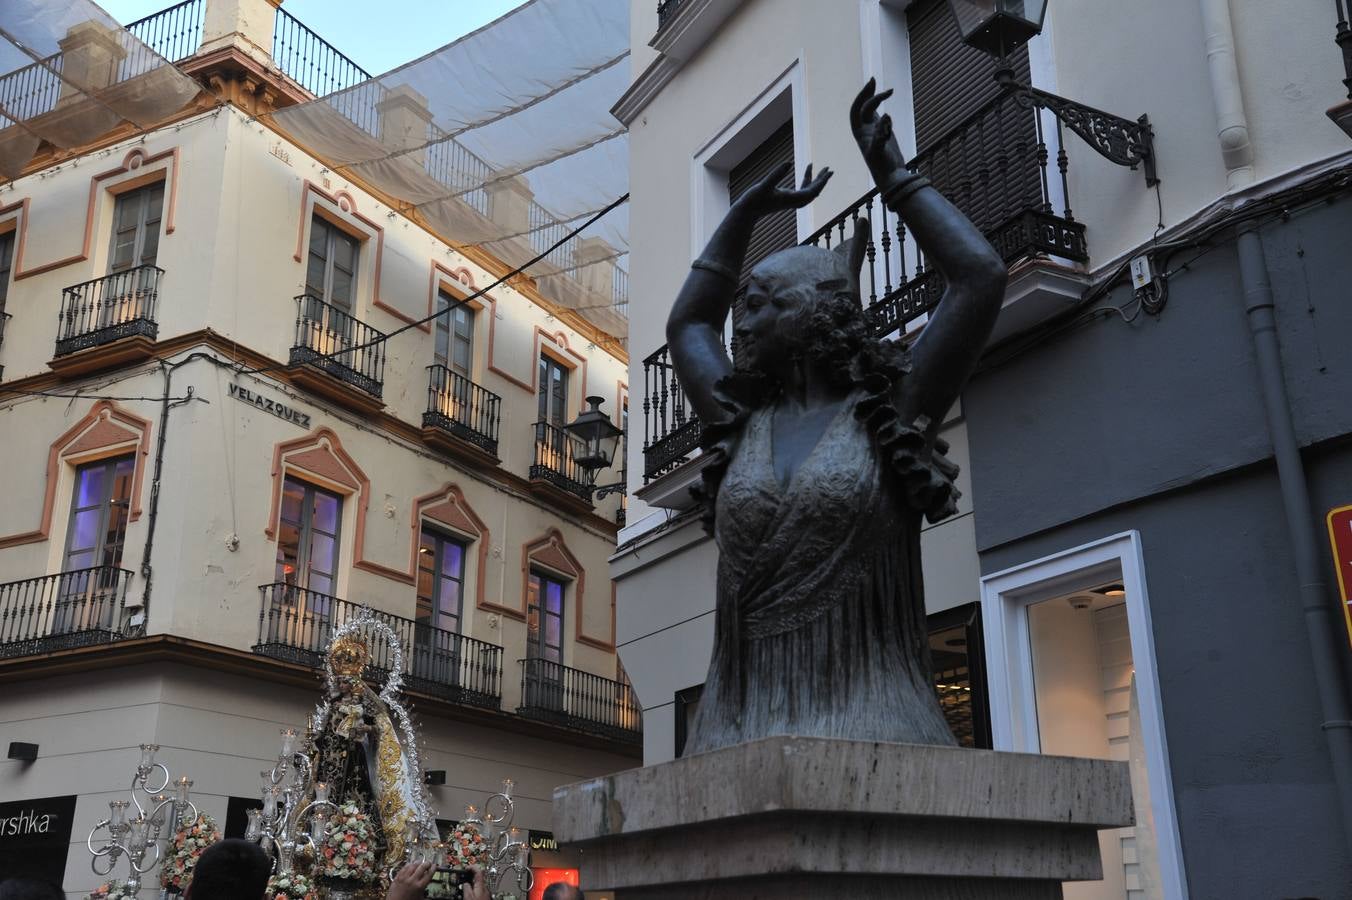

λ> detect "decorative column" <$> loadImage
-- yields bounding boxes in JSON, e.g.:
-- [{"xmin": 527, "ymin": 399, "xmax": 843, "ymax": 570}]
[
  {"xmin": 376, "ymin": 85, "xmax": 434, "ymax": 167},
  {"xmin": 199, "ymin": 0, "xmax": 284, "ymax": 67},
  {"xmin": 57, "ymin": 22, "xmax": 127, "ymax": 105}
]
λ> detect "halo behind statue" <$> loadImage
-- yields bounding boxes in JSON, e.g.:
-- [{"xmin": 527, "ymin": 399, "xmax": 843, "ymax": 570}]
[{"xmin": 313, "ymin": 608, "xmax": 436, "ymax": 831}]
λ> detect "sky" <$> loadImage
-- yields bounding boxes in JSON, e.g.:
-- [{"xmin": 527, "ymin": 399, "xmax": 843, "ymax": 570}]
[{"xmin": 97, "ymin": 0, "xmax": 527, "ymax": 75}]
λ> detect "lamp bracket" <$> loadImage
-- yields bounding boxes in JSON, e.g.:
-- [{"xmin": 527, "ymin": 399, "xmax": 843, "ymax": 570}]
[
  {"xmin": 592, "ymin": 481, "xmax": 628, "ymax": 500},
  {"xmin": 1000, "ymin": 77, "xmax": 1158, "ymax": 187}
]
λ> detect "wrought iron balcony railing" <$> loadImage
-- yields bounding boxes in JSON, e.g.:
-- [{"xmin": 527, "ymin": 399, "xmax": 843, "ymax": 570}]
[
  {"xmin": 530, "ymin": 421, "xmax": 594, "ymax": 504},
  {"xmin": 0, "ymin": 311, "xmax": 10, "ymax": 380},
  {"xmin": 126, "ymin": 0, "xmax": 206, "ymax": 63},
  {"xmin": 643, "ymin": 90, "xmax": 1089, "ymax": 481},
  {"xmin": 272, "ymin": 7, "xmax": 373, "ymax": 98},
  {"xmin": 254, "ymin": 583, "xmax": 503, "ymax": 709},
  {"xmin": 642, "ymin": 343, "xmax": 703, "ymax": 483},
  {"xmin": 517, "ymin": 658, "xmax": 642, "ymax": 743},
  {"xmin": 290, "ymin": 294, "xmax": 387, "ymax": 399},
  {"xmin": 0, "ymin": 566, "xmax": 131, "ymax": 658},
  {"xmin": 56, "ymin": 266, "xmax": 162, "ymax": 357},
  {"xmin": 423, "ymin": 365, "xmax": 502, "ymax": 457}
]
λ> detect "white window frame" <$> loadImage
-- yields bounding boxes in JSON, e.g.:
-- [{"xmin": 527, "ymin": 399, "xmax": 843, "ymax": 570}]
[
  {"xmin": 690, "ymin": 58, "xmax": 811, "ymax": 259},
  {"xmin": 980, "ymin": 530, "xmax": 1189, "ymax": 899}
]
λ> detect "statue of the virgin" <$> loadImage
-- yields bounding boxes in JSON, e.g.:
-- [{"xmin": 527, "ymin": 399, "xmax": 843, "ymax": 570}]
[{"xmin": 668, "ymin": 81, "xmax": 1008, "ymax": 755}]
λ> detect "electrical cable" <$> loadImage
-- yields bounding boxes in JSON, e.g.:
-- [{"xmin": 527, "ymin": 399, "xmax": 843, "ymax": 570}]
[{"xmin": 233, "ymin": 191, "xmax": 630, "ymax": 379}]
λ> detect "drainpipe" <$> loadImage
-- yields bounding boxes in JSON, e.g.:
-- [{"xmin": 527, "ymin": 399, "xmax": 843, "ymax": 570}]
[{"xmin": 1201, "ymin": 0, "xmax": 1352, "ymax": 853}]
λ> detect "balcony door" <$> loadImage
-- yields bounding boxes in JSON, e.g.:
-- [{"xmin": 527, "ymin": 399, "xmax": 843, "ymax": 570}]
[
  {"xmin": 536, "ymin": 355, "xmax": 572, "ymax": 470},
  {"xmin": 526, "ymin": 570, "xmax": 566, "ymax": 712},
  {"xmin": 304, "ymin": 216, "xmax": 360, "ymax": 355},
  {"xmin": 0, "ymin": 229, "xmax": 13, "ymax": 324},
  {"xmin": 413, "ymin": 528, "xmax": 466, "ymax": 687},
  {"xmin": 104, "ymin": 183, "xmax": 164, "ymax": 329},
  {"xmin": 57, "ymin": 455, "xmax": 135, "ymax": 634},
  {"xmin": 433, "ymin": 292, "xmax": 476, "ymax": 422},
  {"xmin": 272, "ymin": 477, "xmax": 343, "ymax": 648}
]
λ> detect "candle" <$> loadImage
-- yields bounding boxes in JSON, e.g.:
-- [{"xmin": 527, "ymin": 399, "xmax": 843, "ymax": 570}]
[
  {"xmin": 109, "ymin": 800, "xmax": 129, "ymax": 828},
  {"xmin": 507, "ymin": 826, "xmax": 522, "ymax": 847},
  {"xmin": 264, "ymin": 786, "xmax": 281, "ymax": 818},
  {"xmin": 464, "ymin": 804, "xmax": 481, "ymax": 825},
  {"xmin": 314, "ymin": 782, "xmax": 330, "ymax": 805},
  {"xmin": 128, "ymin": 816, "xmax": 149, "ymax": 852},
  {"xmin": 279, "ymin": 728, "xmax": 298, "ymax": 757},
  {"xmin": 309, "ymin": 809, "xmax": 328, "ymax": 843},
  {"xmin": 500, "ymin": 778, "xmax": 514, "ymax": 799},
  {"xmin": 139, "ymin": 744, "xmax": 159, "ymax": 770},
  {"xmin": 175, "ymin": 777, "xmax": 192, "ymax": 805}
]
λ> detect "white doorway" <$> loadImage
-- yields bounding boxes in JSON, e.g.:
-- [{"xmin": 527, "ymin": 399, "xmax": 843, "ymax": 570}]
[{"xmin": 980, "ymin": 531, "xmax": 1188, "ymax": 900}]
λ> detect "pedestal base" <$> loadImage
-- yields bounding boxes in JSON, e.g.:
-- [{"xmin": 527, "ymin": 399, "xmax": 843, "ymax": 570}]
[{"xmin": 553, "ymin": 737, "xmax": 1134, "ymax": 900}]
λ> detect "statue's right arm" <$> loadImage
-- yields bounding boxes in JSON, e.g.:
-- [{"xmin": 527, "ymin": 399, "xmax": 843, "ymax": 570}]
[
  {"xmin": 664, "ymin": 204, "xmax": 755, "ymax": 425},
  {"xmin": 667, "ymin": 163, "xmax": 832, "ymax": 424}
]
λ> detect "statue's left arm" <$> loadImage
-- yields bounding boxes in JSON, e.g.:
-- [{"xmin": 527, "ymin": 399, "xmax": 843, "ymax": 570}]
[{"xmin": 851, "ymin": 80, "xmax": 1008, "ymax": 427}]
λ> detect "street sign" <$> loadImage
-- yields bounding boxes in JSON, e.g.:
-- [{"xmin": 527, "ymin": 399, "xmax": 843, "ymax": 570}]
[{"xmin": 1325, "ymin": 504, "xmax": 1352, "ymax": 649}]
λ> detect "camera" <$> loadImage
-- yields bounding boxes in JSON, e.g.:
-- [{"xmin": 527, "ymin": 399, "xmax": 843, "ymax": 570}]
[{"xmin": 435, "ymin": 868, "xmax": 475, "ymax": 886}]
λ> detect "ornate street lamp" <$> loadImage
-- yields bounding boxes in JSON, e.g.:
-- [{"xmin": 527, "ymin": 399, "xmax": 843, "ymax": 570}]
[
  {"xmin": 947, "ymin": 0, "xmax": 1158, "ymax": 187},
  {"xmin": 564, "ymin": 396, "xmax": 627, "ymax": 499},
  {"xmin": 947, "ymin": 0, "xmax": 1047, "ymax": 58}
]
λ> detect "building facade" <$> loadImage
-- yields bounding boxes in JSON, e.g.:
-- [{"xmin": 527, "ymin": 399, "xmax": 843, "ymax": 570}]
[
  {"xmin": 613, "ymin": 0, "xmax": 1352, "ymax": 898},
  {"xmin": 0, "ymin": 2, "xmax": 635, "ymax": 895}
]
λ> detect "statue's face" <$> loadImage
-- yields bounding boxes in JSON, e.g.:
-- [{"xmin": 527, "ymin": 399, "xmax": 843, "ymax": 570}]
[{"xmin": 737, "ymin": 269, "xmax": 813, "ymax": 374}]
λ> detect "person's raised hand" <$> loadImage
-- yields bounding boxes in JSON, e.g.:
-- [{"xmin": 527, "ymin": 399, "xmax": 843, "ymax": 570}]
[
  {"xmin": 461, "ymin": 866, "xmax": 490, "ymax": 900},
  {"xmin": 735, "ymin": 162, "xmax": 832, "ymax": 218},
  {"xmin": 851, "ymin": 78, "xmax": 907, "ymax": 185},
  {"xmin": 386, "ymin": 861, "xmax": 435, "ymax": 900}
]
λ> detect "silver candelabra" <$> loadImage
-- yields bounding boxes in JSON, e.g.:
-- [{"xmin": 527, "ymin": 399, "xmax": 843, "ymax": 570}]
[
  {"xmin": 87, "ymin": 743, "xmax": 198, "ymax": 894},
  {"xmin": 396, "ymin": 779, "xmax": 533, "ymax": 898},
  {"xmin": 244, "ymin": 727, "xmax": 338, "ymax": 876}
]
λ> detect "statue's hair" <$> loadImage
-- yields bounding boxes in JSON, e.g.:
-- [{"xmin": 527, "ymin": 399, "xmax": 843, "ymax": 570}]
[{"xmin": 744, "ymin": 220, "xmax": 908, "ymax": 392}]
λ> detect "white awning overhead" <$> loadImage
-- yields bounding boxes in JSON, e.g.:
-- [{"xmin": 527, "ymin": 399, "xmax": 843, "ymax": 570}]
[
  {"xmin": 0, "ymin": 0, "xmax": 202, "ymax": 179},
  {"xmin": 266, "ymin": 0, "xmax": 631, "ymax": 342}
]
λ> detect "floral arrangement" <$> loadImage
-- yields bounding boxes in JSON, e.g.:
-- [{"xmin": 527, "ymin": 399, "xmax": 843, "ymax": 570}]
[
  {"xmin": 319, "ymin": 802, "xmax": 379, "ymax": 882},
  {"xmin": 266, "ymin": 871, "xmax": 319, "ymax": 900},
  {"xmin": 446, "ymin": 821, "xmax": 488, "ymax": 869},
  {"xmin": 160, "ymin": 812, "xmax": 222, "ymax": 892},
  {"xmin": 84, "ymin": 883, "xmax": 137, "ymax": 900}
]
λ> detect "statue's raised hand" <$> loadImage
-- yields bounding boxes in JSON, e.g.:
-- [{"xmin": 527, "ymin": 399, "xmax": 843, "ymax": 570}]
[
  {"xmin": 851, "ymin": 78, "xmax": 907, "ymax": 186},
  {"xmin": 735, "ymin": 162, "xmax": 832, "ymax": 218}
]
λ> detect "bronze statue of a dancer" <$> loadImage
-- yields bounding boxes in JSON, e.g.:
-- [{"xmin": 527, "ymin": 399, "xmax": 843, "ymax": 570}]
[{"xmin": 668, "ymin": 81, "xmax": 1008, "ymax": 754}]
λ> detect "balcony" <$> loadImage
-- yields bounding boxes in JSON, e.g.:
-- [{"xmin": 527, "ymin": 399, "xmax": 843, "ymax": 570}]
[
  {"xmin": 421, "ymin": 365, "xmax": 502, "ymax": 461},
  {"xmin": 52, "ymin": 267, "xmax": 161, "ymax": 374},
  {"xmin": 517, "ymin": 658, "xmax": 642, "ymax": 744},
  {"xmin": 0, "ymin": 566, "xmax": 132, "ymax": 658},
  {"xmin": 288, "ymin": 294, "xmax": 387, "ymax": 411},
  {"xmin": 642, "ymin": 89, "xmax": 1090, "ymax": 486},
  {"xmin": 529, "ymin": 421, "xmax": 594, "ymax": 508},
  {"xmin": 253, "ymin": 583, "xmax": 503, "ymax": 710}
]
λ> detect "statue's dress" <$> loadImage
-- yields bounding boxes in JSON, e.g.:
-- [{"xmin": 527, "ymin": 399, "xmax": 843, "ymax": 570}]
[{"xmin": 685, "ymin": 372, "xmax": 961, "ymax": 755}]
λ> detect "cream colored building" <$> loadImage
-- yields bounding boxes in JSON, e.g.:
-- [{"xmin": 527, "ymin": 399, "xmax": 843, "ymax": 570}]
[
  {"xmin": 0, "ymin": 1, "xmax": 634, "ymax": 895},
  {"xmin": 613, "ymin": 0, "xmax": 1352, "ymax": 898}
]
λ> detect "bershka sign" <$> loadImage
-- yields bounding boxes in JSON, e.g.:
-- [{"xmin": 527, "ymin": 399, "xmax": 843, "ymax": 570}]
[
  {"xmin": 230, "ymin": 383, "xmax": 311, "ymax": 429},
  {"xmin": 1325, "ymin": 504, "xmax": 1352, "ymax": 649},
  {"xmin": 0, "ymin": 795, "xmax": 76, "ymax": 886}
]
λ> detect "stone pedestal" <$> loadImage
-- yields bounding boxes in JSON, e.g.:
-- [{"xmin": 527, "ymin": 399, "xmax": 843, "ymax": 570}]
[{"xmin": 552, "ymin": 737, "xmax": 1134, "ymax": 900}]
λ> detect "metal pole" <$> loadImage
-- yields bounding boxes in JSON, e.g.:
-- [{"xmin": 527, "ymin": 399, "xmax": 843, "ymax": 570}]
[{"xmin": 1236, "ymin": 224, "xmax": 1352, "ymax": 854}]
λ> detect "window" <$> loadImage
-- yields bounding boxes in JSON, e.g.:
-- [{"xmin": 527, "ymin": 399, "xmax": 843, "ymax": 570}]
[
  {"xmin": 0, "ymin": 230, "xmax": 13, "ymax": 315},
  {"xmin": 63, "ymin": 455, "xmax": 135, "ymax": 573},
  {"xmin": 537, "ymin": 355, "xmax": 569, "ymax": 427},
  {"xmin": 305, "ymin": 215, "xmax": 360, "ymax": 311},
  {"xmin": 109, "ymin": 183, "xmax": 164, "ymax": 273},
  {"xmin": 413, "ymin": 528, "xmax": 467, "ymax": 685},
  {"xmin": 727, "ymin": 120, "xmax": 797, "ymax": 286},
  {"xmin": 926, "ymin": 603, "xmax": 992, "ymax": 749},
  {"xmin": 274, "ymin": 476, "xmax": 343, "ymax": 599},
  {"xmin": 435, "ymin": 292, "xmax": 475, "ymax": 377},
  {"xmin": 527, "ymin": 571, "xmax": 565, "ymax": 664},
  {"xmin": 416, "ymin": 528, "xmax": 466, "ymax": 634}
]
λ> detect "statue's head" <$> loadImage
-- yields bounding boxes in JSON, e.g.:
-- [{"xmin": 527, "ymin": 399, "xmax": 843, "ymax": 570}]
[
  {"xmin": 736, "ymin": 221, "xmax": 870, "ymax": 380},
  {"xmin": 329, "ymin": 633, "xmax": 370, "ymax": 677}
]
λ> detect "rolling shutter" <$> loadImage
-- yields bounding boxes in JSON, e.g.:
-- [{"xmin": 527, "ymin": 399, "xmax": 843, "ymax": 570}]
[
  {"xmin": 728, "ymin": 121, "xmax": 797, "ymax": 284},
  {"xmin": 907, "ymin": 0, "xmax": 1041, "ymax": 234}
]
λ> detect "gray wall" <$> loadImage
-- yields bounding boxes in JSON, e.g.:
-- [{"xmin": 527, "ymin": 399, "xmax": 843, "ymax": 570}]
[{"xmin": 964, "ymin": 198, "xmax": 1352, "ymax": 898}]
